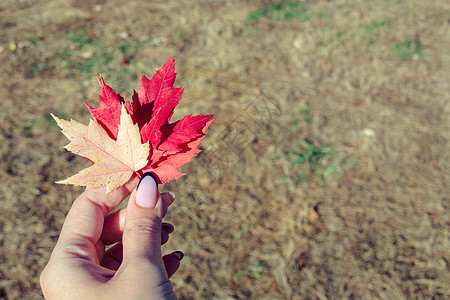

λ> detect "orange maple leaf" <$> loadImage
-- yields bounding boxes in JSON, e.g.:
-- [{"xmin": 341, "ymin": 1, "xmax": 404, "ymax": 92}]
[{"xmin": 52, "ymin": 105, "xmax": 149, "ymax": 192}]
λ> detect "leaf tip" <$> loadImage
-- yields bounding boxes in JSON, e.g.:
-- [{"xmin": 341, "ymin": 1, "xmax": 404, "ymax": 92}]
[
  {"xmin": 97, "ymin": 75, "xmax": 106, "ymax": 87},
  {"xmin": 50, "ymin": 113, "xmax": 64, "ymax": 128},
  {"xmin": 55, "ymin": 178, "xmax": 68, "ymax": 185}
]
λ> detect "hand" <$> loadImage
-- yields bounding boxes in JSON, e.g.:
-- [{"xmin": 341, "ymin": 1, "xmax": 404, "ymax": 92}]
[{"xmin": 40, "ymin": 173, "xmax": 182, "ymax": 299}]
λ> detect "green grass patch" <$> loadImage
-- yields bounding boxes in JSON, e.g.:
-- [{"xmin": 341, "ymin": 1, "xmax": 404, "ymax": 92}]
[
  {"xmin": 68, "ymin": 29, "xmax": 93, "ymax": 48},
  {"xmin": 248, "ymin": 260, "xmax": 265, "ymax": 279},
  {"xmin": 28, "ymin": 61, "xmax": 52, "ymax": 76},
  {"xmin": 247, "ymin": 1, "xmax": 329, "ymax": 26},
  {"xmin": 28, "ymin": 34, "xmax": 43, "ymax": 45},
  {"xmin": 27, "ymin": 29, "xmax": 154, "ymax": 93},
  {"xmin": 288, "ymin": 142, "xmax": 331, "ymax": 172},
  {"xmin": 234, "ymin": 270, "xmax": 246, "ymax": 280},
  {"xmin": 363, "ymin": 18, "xmax": 392, "ymax": 31},
  {"xmin": 234, "ymin": 260, "xmax": 266, "ymax": 280},
  {"xmin": 63, "ymin": 30, "xmax": 151, "ymax": 89},
  {"xmin": 392, "ymin": 36, "xmax": 424, "ymax": 60},
  {"xmin": 300, "ymin": 106, "xmax": 314, "ymax": 124},
  {"xmin": 335, "ymin": 17, "xmax": 393, "ymax": 45},
  {"xmin": 65, "ymin": 30, "xmax": 114, "ymax": 74},
  {"xmin": 248, "ymin": 2, "xmax": 310, "ymax": 23},
  {"xmin": 69, "ymin": 52, "xmax": 114, "ymax": 74},
  {"xmin": 290, "ymin": 106, "xmax": 315, "ymax": 125},
  {"xmin": 285, "ymin": 141, "xmax": 351, "ymax": 183},
  {"xmin": 362, "ymin": 17, "xmax": 392, "ymax": 43}
]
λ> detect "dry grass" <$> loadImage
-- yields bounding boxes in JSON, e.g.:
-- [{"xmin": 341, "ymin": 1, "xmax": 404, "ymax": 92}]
[{"xmin": 0, "ymin": 0, "xmax": 449, "ymax": 299}]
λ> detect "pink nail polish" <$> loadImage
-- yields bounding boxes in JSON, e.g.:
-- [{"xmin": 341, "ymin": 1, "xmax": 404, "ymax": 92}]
[{"xmin": 135, "ymin": 173, "xmax": 158, "ymax": 208}]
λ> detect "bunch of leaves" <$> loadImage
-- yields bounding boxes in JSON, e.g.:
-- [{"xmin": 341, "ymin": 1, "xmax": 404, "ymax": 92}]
[{"xmin": 53, "ymin": 58, "xmax": 214, "ymax": 192}]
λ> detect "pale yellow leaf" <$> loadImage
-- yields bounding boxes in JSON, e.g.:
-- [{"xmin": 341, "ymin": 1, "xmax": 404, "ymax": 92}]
[{"xmin": 53, "ymin": 105, "xmax": 150, "ymax": 192}]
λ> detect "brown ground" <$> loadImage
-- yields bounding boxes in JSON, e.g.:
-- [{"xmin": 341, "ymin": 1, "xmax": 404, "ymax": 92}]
[{"xmin": 0, "ymin": 0, "xmax": 449, "ymax": 299}]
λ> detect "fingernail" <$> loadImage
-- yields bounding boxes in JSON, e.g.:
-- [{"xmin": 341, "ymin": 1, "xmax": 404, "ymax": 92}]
[
  {"xmin": 161, "ymin": 192, "xmax": 175, "ymax": 205},
  {"xmin": 171, "ymin": 251, "xmax": 184, "ymax": 261},
  {"xmin": 136, "ymin": 173, "xmax": 158, "ymax": 208},
  {"xmin": 162, "ymin": 222, "xmax": 175, "ymax": 233}
]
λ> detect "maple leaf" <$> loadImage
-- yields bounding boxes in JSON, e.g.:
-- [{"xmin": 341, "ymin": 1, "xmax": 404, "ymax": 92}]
[
  {"xmin": 55, "ymin": 57, "xmax": 213, "ymax": 191},
  {"xmin": 85, "ymin": 58, "xmax": 214, "ymax": 184},
  {"xmin": 53, "ymin": 105, "xmax": 150, "ymax": 192}
]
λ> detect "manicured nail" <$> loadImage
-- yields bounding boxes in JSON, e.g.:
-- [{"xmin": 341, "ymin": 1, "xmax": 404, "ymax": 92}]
[
  {"xmin": 161, "ymin": 192, "xmax": 175, "ymax": 205},
  {"xmin": 162, "ymin": 222, "xmax": 175, "ymax": 233},
  {"xmin": 136, "ymin": 173, "xmax": 158, "ymax": 208},
  {"xmin": 171, "ymin": 251, "xmax": 184, "ymax": 261}
]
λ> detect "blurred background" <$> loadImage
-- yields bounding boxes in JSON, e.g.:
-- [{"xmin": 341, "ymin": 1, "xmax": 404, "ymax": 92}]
[{"xmin": 0, "ymin": 0, "xmax": 449, "ymax": 299}]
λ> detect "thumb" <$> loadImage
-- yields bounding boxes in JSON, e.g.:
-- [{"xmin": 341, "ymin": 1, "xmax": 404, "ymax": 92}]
[{"xmin": 122, "ymin": 173, "xmax": 164, "ymax": 263}]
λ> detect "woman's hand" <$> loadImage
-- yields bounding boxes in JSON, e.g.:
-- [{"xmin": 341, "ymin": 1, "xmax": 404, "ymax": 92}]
[{"xmin": 40, "ymin": 173, "xmax": 182, "ymax": 299}]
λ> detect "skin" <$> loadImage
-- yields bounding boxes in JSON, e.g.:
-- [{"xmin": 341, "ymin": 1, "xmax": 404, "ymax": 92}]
[{"xmin": 40, "ymin": 175, "xmax": 181, "ymax": 299}]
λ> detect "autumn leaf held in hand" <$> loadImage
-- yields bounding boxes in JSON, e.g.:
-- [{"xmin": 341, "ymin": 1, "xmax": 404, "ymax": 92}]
[{"xmin": 54, "ymin": 58, "xmax": 214, "ymax": 192}]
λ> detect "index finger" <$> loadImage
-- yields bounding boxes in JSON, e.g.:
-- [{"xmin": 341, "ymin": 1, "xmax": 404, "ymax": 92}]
[{"xmin": 53, "ymin": 176, "xmax": 139, "ymax": 260}]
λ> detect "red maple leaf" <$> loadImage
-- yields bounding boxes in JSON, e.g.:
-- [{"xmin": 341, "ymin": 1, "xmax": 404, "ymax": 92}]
[{"xmin": 84, "ymin": 57, "xmax": 214, "ymax": 184}]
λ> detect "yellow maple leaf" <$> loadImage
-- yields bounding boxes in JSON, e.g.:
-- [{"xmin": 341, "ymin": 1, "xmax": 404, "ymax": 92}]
[{"xmin": 52, "ymin": 104, "xmax": 150, "ymax": 192}]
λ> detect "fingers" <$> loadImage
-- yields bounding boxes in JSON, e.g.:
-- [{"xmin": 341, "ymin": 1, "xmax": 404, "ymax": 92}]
[
  {"xmin": 53, "ymin": 176, "xmax": 139, "ymax": 261},
  {"xmin": 100, "ymin": 192, "xmax": 175, "ymax": 245},
  {"xmin": 162, "ymin": 192, "xmax": 175, "ymax": 210},
  {"xmin": 96, "ymin": 239, "xmax": 106, "ymax": 262},
  {"xmin": 101, "ymin": 208, "xmax": 126, "ymax": 245},
  {"xmin": 101, "ymin": 215, "xmax": 174, "ymax": 246},
  {"xmin": 99, "ymin": 223, "xmax": 174, "ymax": 271},
  {"xmin": 102, "ymin": 244, "xmax": 183, "ymax": 278},
  {"xmin": 101, "ymin": 242, "xmax": 123, "ymax": 271},
  {"xmin": 161, "ymin": 223, "xmax": 174, "ymax": 245},
  {"xmin": 100, "ymin": 222, "xmax": 175, "ymax": 271},
  {"xmin": 163, "ymin": 252, "xmax": 183, "ymax": 278},
  {"xmin": 160, "ymin": 192, "xmax": 175, "ymax": 219},
  {"xmin": 100, "ymin": 221, "xmax": 174, "ymax": 271}
]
